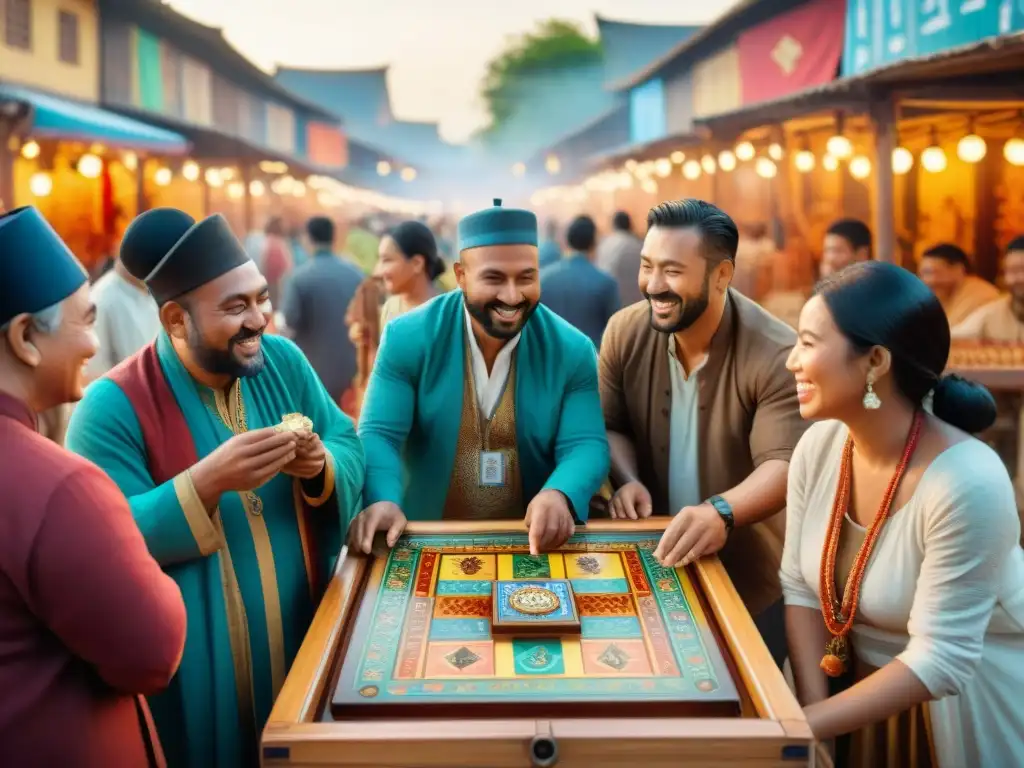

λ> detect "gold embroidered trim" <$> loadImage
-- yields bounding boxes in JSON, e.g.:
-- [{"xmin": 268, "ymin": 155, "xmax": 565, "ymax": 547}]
[{"xmin": 172, "ymin": 470, "xmax": 223, "ymax": 555}]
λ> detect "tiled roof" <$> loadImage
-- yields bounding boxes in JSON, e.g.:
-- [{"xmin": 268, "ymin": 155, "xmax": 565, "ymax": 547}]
[
  {"xmin": 273, "ymin": 65, "xmax": 463, "ymax": 171},
  {"xmin": 595, "ymin": 16, "xmax": 701, "ymax": 87}
]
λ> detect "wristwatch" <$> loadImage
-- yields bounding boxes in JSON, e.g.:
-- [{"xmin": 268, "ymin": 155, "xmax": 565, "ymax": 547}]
[{"xmin": 705, "ymin": 495, "xmax": 734, "ymax": 533}]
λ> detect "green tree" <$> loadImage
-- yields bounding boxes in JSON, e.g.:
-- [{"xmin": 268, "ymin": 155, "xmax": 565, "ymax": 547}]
[{"xmin": 481, "ymin": 19, "xmax": 602, "ymax": 133}]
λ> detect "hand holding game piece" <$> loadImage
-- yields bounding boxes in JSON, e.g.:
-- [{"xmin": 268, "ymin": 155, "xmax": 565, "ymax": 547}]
[
  {"xmin": 608, "ymin": 480, "xmax": 653, "ymax": 519},
  {"xmin": 190, "ymin": 427, "xmax": 298, "ymax": 507},
  {"xmin": 282, "ymin": 431, "xmax": 327, "ymax": 479},
  {"xmin": 275, "ymin": 412, "xmax": 313, "ymax": 434},
  {"xmin": 653, "ymin": 503, "xmax": 728, "ymax": 568},
  {"xmin": 348, "ymin": 501, "xmax": 408, "ymax": 554},
  {"xmin": 525, "ymin": 490, "xmax": 575, "ymax": 555}
]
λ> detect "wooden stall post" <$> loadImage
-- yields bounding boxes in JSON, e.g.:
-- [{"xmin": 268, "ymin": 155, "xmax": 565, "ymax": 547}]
[{"xmin": 870, "ymin": 94, "xmax": 898, "ymax": 264}]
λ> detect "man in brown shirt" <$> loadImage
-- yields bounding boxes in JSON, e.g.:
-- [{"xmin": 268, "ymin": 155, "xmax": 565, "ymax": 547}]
[{"xmin": 599, "ymin": 199, "xmax": 807, "ymax": 664}]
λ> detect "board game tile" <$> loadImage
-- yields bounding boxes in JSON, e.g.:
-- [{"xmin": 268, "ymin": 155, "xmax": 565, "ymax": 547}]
[
  {"xmin": 580, "ymin": 616, "xmax": 643, "ymax": 640},
  {"xmin": 564, "ymin": 552, "xmax": 625, "ymax": 580},
  {"xmin": 413, "ymin": 550, "xmax": 440, "ymax": 597},
  {"xmin": 622, "ymin": 550, "xmax": 652, "ymax": 595},
  {"xmin": 423, "ymin": 641, "xmax": 494, "ymax": 677},
  {"xmin": 493, "ymin": 580, "xmax": 576, "ymax": 624},
  {"xmin": 428, "ymin": 618, "xmax": 491, "ymax": 642},
  {"xmin": 569, "ymin": 578, "xmax": 630, "ymax": 594},
  {"xmin": 581, "ymin": 639, "xmax": 653, "ymax": 676},
  {"xmin": 635, "ymin": 595, "xmax": 681, "ymax": 676},
  {"xmin": 433, "ymin": 595, "xmax": 492, "ymax": 619},
  {"xmin": 438, "ymin": 553, "xmax": 496, "ymax": 581},
  {"xmin": 510, "ymin": 638, "xmax": 566, "ymax": 676},
  {"xmin": 576, "ymin": 593, "xmax": 635, "ymax": 617},
  {"xmin": 496, "ymin": 553, "xmax": 565, "ymax": 581},
  {"xmin": 393, "ymin": 597, "xmax": 432, "ymax": 679},
  {"xmin": 494, "ymin": 638, "xmax": 515, "ymax": 677},
  {"xmin": 435, "ymin": 580, "xmax": 491, "ymax": 596}
]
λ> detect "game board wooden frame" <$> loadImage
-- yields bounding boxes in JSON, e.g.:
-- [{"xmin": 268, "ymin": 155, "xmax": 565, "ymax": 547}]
[{"xmin": 262, "ymin": 520, "xmax": 815, "ymax": 767}]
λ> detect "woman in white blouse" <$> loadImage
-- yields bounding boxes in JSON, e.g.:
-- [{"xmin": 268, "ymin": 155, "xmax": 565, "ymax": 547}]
[{"xmin": 782, "ymin": 261, "xmax": 1024, "ymax": 766}]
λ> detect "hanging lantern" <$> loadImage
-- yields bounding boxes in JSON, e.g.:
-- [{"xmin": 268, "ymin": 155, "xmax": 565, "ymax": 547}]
[
  {"xmin": 794, "ymin": 150, "xmax": 815, "ymax": 172},
  {"xmin": 1004, "ymin": 138, "xmax": 1024, "ymax": 167},
  {"xmin": 921, "ymin": 145, "xmax": 947, "ymax": 173},
  {"xmin": 153, "ymin": 167, "xmax": 172, "ymax": 186},
  {"xmin": 754, "ymin": 157, "xmax": 777, "ymax": 179},
  {"xmin": 735, "ymin": 141, "xmax": 755, "ymax": 161},
  {"xmin": 849, "ymin": 156, "xmax": 871, "ymax": 179},
  {"xmin": 956, "ymin": 133, "xmax": 987, "ymax": 163},
  {"xmin": 826, "ymin": 135, "xmax": 852, "ymax": 159},
  {"xmin": 892, "ymin": 147, "xmax": 914, "ymax": 175}
]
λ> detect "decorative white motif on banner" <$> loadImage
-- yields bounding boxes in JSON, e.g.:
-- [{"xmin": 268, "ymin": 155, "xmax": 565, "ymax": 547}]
[{"xmin": 771, "ymin": 35, "xmax": 804, "ymax": 75}]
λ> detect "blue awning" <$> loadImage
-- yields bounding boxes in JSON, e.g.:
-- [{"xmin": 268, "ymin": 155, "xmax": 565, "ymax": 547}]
[{"xmin": 0, "ymin": 85, "xmax": 189, "ymax": 154}]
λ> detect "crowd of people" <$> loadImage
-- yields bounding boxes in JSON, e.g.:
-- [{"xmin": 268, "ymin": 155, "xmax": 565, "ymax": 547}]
[{"xmin": 0, "ymin": 193, "xmax": 1023, "ymax": 768}]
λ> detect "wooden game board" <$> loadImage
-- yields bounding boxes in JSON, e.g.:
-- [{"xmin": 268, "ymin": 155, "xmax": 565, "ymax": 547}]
[
  {"xmin": 332, "ymin": 532, "xmax": 739, "ymax": 719},
  {"xmin": 263, "ymin": 521, "xmax": 814, "ymax": 767}
]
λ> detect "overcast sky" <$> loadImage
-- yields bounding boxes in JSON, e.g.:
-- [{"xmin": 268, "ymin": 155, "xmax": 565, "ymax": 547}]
[{"xmin": 165, "ymin": 0, "xmax": 740, "ymax": 142}]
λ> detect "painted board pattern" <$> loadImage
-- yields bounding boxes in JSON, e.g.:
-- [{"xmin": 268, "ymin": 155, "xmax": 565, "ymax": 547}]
[{"xmin": 335, "ymin": 532, "xmax": 738, "ymax": 713}]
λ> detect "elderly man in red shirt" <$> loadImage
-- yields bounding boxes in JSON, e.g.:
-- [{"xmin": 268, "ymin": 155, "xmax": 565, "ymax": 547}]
[{"xmin": 0, "ymin": 206, "xmax": 186, "ymax": 767}]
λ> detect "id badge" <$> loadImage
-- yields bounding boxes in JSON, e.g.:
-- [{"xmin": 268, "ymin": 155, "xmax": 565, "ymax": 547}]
[{"xmin": 479, "ymin": 450, "xmax": 506, "ymax": 487}]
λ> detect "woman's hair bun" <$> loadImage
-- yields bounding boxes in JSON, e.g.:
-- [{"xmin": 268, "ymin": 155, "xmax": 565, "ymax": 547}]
[
  {"xmin": 931, "ymin": 373, "xmax": 997, "ymax": 434},
  {"xmin": 426, "ymin": 254, "xmax": 446, "ymax": 281}
]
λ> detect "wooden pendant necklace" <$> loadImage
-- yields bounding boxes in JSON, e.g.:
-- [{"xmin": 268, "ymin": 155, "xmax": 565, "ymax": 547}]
[{"xmin": 818, "ymin": 409, "xmax": 924, "ymax": 677}]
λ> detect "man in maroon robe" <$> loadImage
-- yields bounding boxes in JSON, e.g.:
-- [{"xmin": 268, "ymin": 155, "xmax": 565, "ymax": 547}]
[{"xmin": 0, "ymin": 206, "xmax": 187, "ymax": 767}]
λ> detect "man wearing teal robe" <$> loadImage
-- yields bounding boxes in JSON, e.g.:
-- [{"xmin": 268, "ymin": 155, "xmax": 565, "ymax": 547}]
[
  {"xmin": 66, "ymin": 210, "xmax": 364, "ymax": 767},
  {"xmin": 350, "ymin": 199, "xmax": 609, "ymax": 556}
]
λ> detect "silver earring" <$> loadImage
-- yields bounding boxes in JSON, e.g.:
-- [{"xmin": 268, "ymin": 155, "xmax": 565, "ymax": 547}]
[{"xmin": 863, "ymin": 372, "xmax": 882, "ymax": 410}]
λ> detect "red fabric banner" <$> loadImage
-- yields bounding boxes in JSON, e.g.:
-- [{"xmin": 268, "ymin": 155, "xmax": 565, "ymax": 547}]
[
  {"xmin": 737, "ymin": 0, "xmax": 846, "ymax": 105},
  {"xmin": 306, "ymin": 122, "xmax": 348, "ymax": 168}
]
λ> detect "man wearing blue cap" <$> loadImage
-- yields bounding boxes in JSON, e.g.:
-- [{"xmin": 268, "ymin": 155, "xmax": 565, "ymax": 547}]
[
  {"xmin": 66, "ymin": 211, "xmax": 365, "ymax": 768},
  {"xmin": 352, "ymin": 199, "xmax": 610, "ymax": 555},
  {"xmin": 0, "ymin": 207, "xmax": 186, "ymax": 766}
]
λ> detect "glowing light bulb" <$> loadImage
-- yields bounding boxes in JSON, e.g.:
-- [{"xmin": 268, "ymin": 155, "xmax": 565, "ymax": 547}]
[
  {"xmin": 624, "ymin": 159, "xmax": 638, "ymax": 172},
  {"xmin": 511, "ymin": 162, "xmax": 525, "ymax": 177},
  {"xmin": 401, "ymin": 167, "xmax": 417, "ymax": 182},
  {"xmin": 892, "ymin": 147, "xmax": 913, "ymax": 175},
  {"xmin": 826, "ymin": 135, "xmax": 853, "ymax": 159},
  {"xmin": 755, "ymin": 157, "xmax": 777, "ymax": 179},
  {"xmin": 822, "ymin": 154, "xmax": 839, "ymax": 172},
  {"xmin": 669, "ymin": 151, "xmax": 685, "ymax": 164},
  {"xmin": 768, "ymin": 143, "xmax": 784, "ymax": 161},
  {"xmin": 1004, "ymin": 138, "xmax": 1024, "ymax": 167},
  {"xmin": 249, "ymin": 180, "xmax": 265, "ymax": 197},
  {"xmin": 640, "ymin": 178, "xmax": 658, "ymax": 195},
  {"xmin": 654, "ymin": 158, "xmax": 673, "ymax": 177},
  {"xmin": 735, "ymin": 141, "xmax": 755, "ymax": 161},
  {"xmin": 545, "ymin": 155, "xmax": 561, "ymax": 174},
  {"xmin": 794, "ymin": 150, "xmax": 815, "ymax": 172},
  {"xmin": 227, "ymin": 181, "xmax": 245, "ymax": 200},
  {"xmin": 957, "ymin": 134, "xmax": 987, "ymax": 163},
  {"xmin": 682, "ymin": 160, "xmax": 701, "ymax": 180},
  {"xmin": 717, "ymin": 150, "xmax": 737, "ymax": 172},
  {"xmin": 204, "ymin": 168, "xmax": 223, "ymax": 187},
  {"xmin": 921, "ymin": 145, "xmax": 947, "ymax": 173},
  {"xmin": 20, "ymin": 140, "xmax": 40, "ymax": 160},
  {"xmin": 701, "ymin": 154, "xmax": 717, "ymax": 174},
  {"xmin": 77, "ymin": 153, "xmax": 102, "ymax": 179},
  {"xmin": 182, "ymin": 161, "xmax": 200, "ymax": 182},
  {"xmin": 377, "ymin": 161, "xmax": 392, "ymax": 176},
  {"xmin": 849, "ymin": 156, "xmax": 871, "ymax": 179},
  {"xmin": 29, "ymin": 172, "xmax": 52, "ymax": 197},
  {"xmin": 153, "ymin": 167, "xmax": 172, "ymax": 186}
]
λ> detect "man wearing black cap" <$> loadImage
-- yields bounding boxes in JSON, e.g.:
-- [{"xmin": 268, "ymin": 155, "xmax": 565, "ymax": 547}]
[
  {"xmin": 66, "ymin": 211, "xmax": 365, "ymax": 768},
  {"xmin": 0, "ymin": 206, "xmax": 186, "ymax": 766},
  {"xmin": 352, "ymin": 199, "xmax": 610, "ymax": 556}
]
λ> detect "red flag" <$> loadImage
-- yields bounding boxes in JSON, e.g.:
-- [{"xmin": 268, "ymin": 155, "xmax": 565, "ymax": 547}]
[{"xmin": 737, "ymin": 0, "xmax": 846, "ymax": 105}]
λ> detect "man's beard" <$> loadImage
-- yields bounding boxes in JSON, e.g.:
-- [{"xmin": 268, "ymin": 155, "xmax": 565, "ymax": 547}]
[
  {"xmin": 186, "ymin": 314, "xmax": 266, "ymax": 379},
  {"xmin": 464, "ymin": 295, "xmax": 537, "ymax": 340},
  {"xmin": 645, "ymin": 273, "xmax": 711, "ymax": 334}
]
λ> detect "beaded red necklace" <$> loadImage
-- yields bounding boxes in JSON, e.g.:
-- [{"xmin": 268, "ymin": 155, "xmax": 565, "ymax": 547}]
[{"xmin": 818, "ymin": 410, "xmax": 924, "ymax": 677}]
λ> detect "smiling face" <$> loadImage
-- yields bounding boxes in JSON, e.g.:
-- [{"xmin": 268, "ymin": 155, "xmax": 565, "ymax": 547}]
[
  {"xmin": 374, "ymin": 234, "xmax": 422, "ymax": 295},
  {"xmin": 455, "ymin": 244, "xmax": 540, "ymax": 340},
  {"xmin": 163, "ymin": 261, "xmax": 271, "ymax": 380},
  {"xmin": 639, "ymin": 226, "xmax": 730, "ymax": 333},
  {"xmin": 917, "ymin": 256, "xmax": 964, "ymax": 302},
  {"xmin": 787, "ymin": 294, "xmax": 883, "ymax": 421}
]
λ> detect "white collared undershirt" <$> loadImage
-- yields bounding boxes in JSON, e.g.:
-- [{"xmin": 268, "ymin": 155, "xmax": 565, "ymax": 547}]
[{"xmin": 464, "ymin": 308, "xmax": 521, "ymax": 419}]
